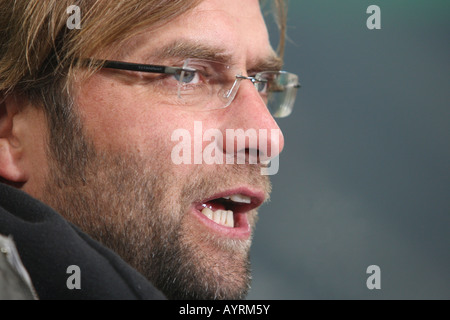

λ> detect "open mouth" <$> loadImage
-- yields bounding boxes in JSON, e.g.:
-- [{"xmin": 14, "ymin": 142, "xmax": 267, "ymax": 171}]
[{"xmin": 193, "ymin": 188, "xmax": 265, "ymax": 237}]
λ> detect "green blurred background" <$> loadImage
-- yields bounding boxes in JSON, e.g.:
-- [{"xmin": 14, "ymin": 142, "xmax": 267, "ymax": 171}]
[{"xmin": 249, "ymin": 0, "xmax": 450, "ymax": 299}]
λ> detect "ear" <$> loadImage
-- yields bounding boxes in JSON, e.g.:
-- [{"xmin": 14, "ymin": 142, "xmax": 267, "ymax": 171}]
[{"xmin": 0, "ymin": 93, "xmax": 29, "ymax": 186}]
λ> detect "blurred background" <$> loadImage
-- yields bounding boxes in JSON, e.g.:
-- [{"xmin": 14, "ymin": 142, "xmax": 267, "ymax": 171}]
[{"xmin": 249, "ymin": 0, "xmax": 450, "ymax": 299}]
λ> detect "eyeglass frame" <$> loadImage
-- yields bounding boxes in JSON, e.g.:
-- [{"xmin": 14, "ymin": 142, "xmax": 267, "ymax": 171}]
[{"xmin": 80, "ymin": 58, "xmax": 301, "ymax": 118}]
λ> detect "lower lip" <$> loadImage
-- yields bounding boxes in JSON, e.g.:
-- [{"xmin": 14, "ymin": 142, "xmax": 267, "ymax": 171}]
[{"xmin": 191, "ymin": 206, "xmax": 252, "ymax": 240}]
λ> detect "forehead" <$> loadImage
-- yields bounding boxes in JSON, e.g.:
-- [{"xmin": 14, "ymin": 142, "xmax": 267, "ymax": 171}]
[{"xmin": 114, "ymin": 0, "xmax": 277, "ymax": 69}]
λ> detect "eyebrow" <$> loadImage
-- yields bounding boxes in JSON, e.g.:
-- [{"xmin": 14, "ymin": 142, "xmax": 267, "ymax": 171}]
[
  {"xmin": 145, "ymin": 39, "xmax": 284, "ymax": 72},
  {"xmin": 249, "ymin": 54, "xmax": 284, "ymax": 73}
]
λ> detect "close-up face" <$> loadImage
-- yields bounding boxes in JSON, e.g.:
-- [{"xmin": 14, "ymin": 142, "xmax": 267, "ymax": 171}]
[
  {"xmin": 31, "ymin": 0, "xmax": 287, "ymax": 299},
  {"xmin": 3, "ymin": 0, "xmax": 448, "ymax": 303}
]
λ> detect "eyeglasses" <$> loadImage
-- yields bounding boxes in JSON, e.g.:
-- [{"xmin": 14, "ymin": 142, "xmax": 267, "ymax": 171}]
[{"xmin": 85, "ymin": 58, "xmax": 301, "ymax": 118}]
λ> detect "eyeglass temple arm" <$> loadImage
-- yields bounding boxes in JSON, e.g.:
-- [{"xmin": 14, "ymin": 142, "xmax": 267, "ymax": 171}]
[{"xmin": 82, "ymin": 59, "xmax": 196, "ymax": 75}]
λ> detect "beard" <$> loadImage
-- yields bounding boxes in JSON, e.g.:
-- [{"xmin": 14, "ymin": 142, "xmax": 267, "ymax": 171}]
[{"xmin": 39, "ymin": 123, "xmax": 271, "ymax": 300}]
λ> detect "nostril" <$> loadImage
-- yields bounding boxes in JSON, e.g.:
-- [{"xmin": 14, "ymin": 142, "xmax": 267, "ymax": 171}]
[{"xmin": 235, "ymin": 148, "xmax": 260, "ymax": 165}]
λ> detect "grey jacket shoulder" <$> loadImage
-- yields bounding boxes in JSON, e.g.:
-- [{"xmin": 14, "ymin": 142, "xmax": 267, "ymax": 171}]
[{"xmin": 0, "ymin": 234, "xmax": 37, "ymax": 300}]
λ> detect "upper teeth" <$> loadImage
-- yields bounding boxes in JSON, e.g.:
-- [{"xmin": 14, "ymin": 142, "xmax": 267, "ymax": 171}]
[{"xmin": 222, "ymin": 194, "xmax": 251, "ymax": 204}]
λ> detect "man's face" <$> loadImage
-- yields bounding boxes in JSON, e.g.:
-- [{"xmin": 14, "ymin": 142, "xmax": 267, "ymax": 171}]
[{"xmin": 41, "ymin": 0, "xmax": 284, "ymax": 299}]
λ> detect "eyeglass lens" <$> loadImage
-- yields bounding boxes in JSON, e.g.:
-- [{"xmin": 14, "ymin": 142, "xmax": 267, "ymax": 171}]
[{"xmin": 171, "ymin": 59, "xmax": 300, "ymax": 118}]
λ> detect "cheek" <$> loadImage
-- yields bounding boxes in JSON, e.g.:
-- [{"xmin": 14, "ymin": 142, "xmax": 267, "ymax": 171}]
[
  {"xmin": 14, "ymin": 107, "xmax": 51, "ymax": 199},
  {"xmin": 77, "ymin": 76, "xmax": 166, "ymax": 152},
  {"xmin": 76, "ymin": 75, "xmax": 202, "ymax": 174}
]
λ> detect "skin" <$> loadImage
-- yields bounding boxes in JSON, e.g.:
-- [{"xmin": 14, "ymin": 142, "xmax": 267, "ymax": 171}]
[{"xmin": 0, "ymin": 0, "xmax": 285, "ymax": 299}]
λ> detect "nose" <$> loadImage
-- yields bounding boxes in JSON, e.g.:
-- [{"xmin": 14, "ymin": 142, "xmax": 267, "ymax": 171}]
[{"xmin": 217, "ymin": 79, "xmax": 285, "ymax": 165}]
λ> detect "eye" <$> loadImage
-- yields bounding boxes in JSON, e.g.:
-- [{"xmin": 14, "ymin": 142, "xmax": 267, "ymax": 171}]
[
  {"xmin": 174, "ymin": 70, "xmax": 200, "ymax": 85},
  {"xmin": 255, "ymin": 80, "xmax": 268, "ymax": 94}
]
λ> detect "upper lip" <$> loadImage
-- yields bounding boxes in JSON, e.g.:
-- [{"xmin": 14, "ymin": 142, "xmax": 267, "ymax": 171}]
[{"xmin": 194, "ymin": 187, "xmax": 266, "ymax": 214}]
